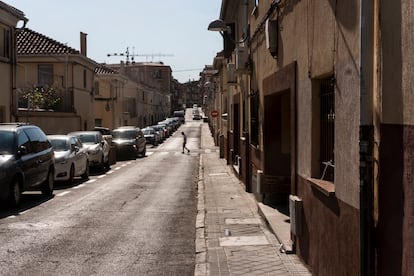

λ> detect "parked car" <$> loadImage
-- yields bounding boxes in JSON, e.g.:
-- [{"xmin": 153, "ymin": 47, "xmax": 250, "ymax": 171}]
[
  {"xmin": 0, "ymin": 123, "xmax": 55, "ymax": 207},
  {"xmin": 150, "ymin": 125, "xmax": 166, "ymax": 141},
  {"xmin": 111, "ymin": 126, "xmax": 146, "ymax": 158},
  {"xmin": 173, "ymin": 110, "xmax": 185, "ymax": 124},
  {"xmin": 156, "ymin": 123, "xmax": 170, "ymax": 138},
  {"xmin": 68, "ymin": 131, "xmax": 110, "ymax": 170},
  {"xmin": 158, "ymin": 121, "xmax": 174, "ymax": 135},
  {"xmin": 48, "ymin": 135, "xmax": 89, "ymax": 183},
  {"xmin": 143, "ymin": 127, "xmax": 160, "ymax": 146},
  {"xmin": 94, "ymin": 126, "xmax": 112, "ymax": 145},
  {"xmin": 193, "ymin": 111, "xmax": 201, "ymax": 120}
]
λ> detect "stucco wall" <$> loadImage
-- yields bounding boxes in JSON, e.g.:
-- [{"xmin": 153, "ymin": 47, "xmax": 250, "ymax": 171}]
[
  {"xmin": 401, "ymin": 1, "xmax": 414, "ymax": 125},
  {"xmin": 0, "ymin": 63, "xmax": 11, "ymax": 122},
  {"xmin": 252, "ymin": 0, "xmax": 361, "ymax": 207}
]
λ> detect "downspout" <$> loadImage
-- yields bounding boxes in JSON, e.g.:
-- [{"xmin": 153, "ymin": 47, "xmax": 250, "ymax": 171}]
[
  {"xmin": 360, "ymin": 0, "xmax": 378, "ymax": 275},
  {"xmin": 11, "ymin": 19, "xmax": 28, "ymax": 121},
  {"xmin": 371, "ymin": 0, "xmax": 380, "ymax": 272}
]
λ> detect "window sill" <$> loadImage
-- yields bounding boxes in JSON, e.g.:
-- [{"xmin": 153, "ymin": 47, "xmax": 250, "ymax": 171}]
[{"xmin": 307, "ymin": 178, "xmax": 335, "ymax": 197}]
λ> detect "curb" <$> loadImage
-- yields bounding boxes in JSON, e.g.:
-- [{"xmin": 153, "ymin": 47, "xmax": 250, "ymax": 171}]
[
  {"xmin": 194, "ymin": 154, "xmax": 207, "ymax": 276},
  {"xmin": 257, "ymin": 202, "xmax": 293, "ymax": 253}
]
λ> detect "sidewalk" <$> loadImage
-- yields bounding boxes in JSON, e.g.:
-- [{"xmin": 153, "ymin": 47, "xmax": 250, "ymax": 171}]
[{"xmin": 195, "ymin": 123, "xmax": 311, "ymax": 276}]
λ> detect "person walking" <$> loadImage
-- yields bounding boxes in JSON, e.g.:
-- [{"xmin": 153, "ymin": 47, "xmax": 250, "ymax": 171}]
[{"xmin": 181, "ymin": 131, "xmax": 190, "ymax": 154}]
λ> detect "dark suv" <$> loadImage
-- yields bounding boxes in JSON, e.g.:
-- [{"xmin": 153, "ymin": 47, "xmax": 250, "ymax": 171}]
[
  {"xmin": 0, "ymin": 123, "xmax": 54, "ymax": 207},
  {"xmin": 111, "ymin": 126, "xmax": 146, "ymax": 159}
]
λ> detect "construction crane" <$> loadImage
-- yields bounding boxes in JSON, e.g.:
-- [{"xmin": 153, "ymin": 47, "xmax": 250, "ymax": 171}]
[{"xmin": 107, "ymin": 47, "xmax": 174, "ymax": 64}]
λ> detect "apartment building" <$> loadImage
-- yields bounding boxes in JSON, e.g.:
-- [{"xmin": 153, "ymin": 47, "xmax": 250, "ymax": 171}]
[{"xmin": 15, "ymin": 28, "xmax": 97, "ymax": 133}]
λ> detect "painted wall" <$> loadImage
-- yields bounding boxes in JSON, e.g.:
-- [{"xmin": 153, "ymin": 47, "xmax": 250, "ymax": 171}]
[
  {"xmin": 248, "ymin": 0, "xmax": 362, "ymax": 274},
  {"xmin": 0, "ymin": 63, "xmax": 11, "ymax": 122}
]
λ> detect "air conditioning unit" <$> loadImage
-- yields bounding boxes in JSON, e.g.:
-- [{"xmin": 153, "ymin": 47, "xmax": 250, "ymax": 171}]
[
  {"xmin": 289, "ymin": 195, "xmax": 303, "ymax": 236},
  {"xmin": 226, "ymin": 63, "xmax": 236, "ymax": 83},
  {"xmin": 235, "ymin": 46, "xmax": 248, "ymax": 71}
]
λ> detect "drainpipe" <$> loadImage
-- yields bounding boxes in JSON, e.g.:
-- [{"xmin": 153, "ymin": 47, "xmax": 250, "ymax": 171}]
[
  {"xmin": 11, "ymin": 19, "xmax": 28, "ymax": 121},
  {"xmin": 360, "ymin": 0, "xmax": 378, "ymax": 275}
]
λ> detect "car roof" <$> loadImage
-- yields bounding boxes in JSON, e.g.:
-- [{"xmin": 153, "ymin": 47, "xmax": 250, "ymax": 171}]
[
  {"xmin": 112, "ymin": 126, "xmax": 140, "ymax": 131},
  {"xmin": 68, "ymin": 131, "xmax": 100, "ymax": 135},
  {"xmin": 47, "ymin": 134, "xmax": 71, "ymax": 140},
  {"xmin": 0, "ymin": 122, "xmax": 35, "ymax": 131}
]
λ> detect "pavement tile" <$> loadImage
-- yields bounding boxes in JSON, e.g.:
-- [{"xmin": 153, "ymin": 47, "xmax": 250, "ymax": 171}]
[{"xmin": 196, "ymin": 123, "xmax": 311, "ymax": 276}]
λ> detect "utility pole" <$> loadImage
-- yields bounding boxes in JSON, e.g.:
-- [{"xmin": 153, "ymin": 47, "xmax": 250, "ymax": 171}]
[{"xmin": 107, "ymin": 47, "xmax": 174, "ymax": 64}]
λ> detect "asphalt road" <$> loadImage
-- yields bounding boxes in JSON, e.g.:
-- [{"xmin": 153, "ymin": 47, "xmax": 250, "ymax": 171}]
[{"xmin": 0, "ymin": 118, "xmax": 201, "ymax": 275}]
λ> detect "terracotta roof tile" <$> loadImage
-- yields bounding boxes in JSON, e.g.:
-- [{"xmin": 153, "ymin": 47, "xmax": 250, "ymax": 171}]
[
  {"xmin": 95, "ymin": 64, "xmax": 118, "ymax": 75},
  {"xmin": 17, "ymin": 28, "xmax": 79, "ymax": 56}
]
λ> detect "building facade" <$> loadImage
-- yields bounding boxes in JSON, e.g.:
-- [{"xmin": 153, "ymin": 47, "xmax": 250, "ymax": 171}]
[
  {"xmin": 107, "ymin": 62, "xmax": 171, "ymax": 122},
  {"xmin": 0, "ymin": 1, "xmax": 27, "ymax": 122},
  {"xmin": 15, "ymin": 28, "xmax": 97, "ymax": 133},
  {"xmin": 208, "ymin": 0, "xmax": 414, "ymax": 275}
]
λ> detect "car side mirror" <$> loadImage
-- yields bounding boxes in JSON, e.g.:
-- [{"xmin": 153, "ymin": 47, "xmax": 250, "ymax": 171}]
[
  {"xmin": 17, "ymin": 145, "xmax": 27, "ymax": 156},
  {"xmin": 71, "ymin": 144, "xmax": 79, "ymax": 152}
]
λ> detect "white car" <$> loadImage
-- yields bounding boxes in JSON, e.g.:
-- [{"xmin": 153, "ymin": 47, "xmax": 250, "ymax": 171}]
[
  {"xmin": 48, "ymin": 135, "xmax": 89, "ymax": 183},
  {"xmin": 68, "ymin": 131, "xmax": 110, "ymax": 170}
]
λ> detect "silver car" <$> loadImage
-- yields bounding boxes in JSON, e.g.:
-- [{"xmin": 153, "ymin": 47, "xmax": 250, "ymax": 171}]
[
  {"xmin": 48, "ymin": 135, "xmax": 89, "ymax": 183},
  {"xmin": 68, "ymin": 131, "xmax": 110, "ymax": 170}
]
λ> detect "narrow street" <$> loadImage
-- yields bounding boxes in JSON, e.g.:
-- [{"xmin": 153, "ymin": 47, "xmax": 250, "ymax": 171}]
[{"xmin": 0, "ymin": 119, "xmax": 202, "ymax": 275}]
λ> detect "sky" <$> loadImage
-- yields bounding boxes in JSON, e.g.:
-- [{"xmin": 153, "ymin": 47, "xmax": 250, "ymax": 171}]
[{"xmin": 5, "ymin": 0, "xmax": 223, "ymax": 83}]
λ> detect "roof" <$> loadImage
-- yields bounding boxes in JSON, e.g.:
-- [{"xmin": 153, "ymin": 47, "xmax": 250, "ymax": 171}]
[
  {"xmin": 95, "ymin": 64, "xmax": 117, "ymax": 75},
  {"xmin": 17, "ymin": 28, "xmax": 79, "ymax": 56},
  {"xmin": 0, "ymin": 1, "xmax": 27, "ymax": 22}
]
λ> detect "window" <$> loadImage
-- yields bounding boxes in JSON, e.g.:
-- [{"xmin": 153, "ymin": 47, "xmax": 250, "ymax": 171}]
[
  {"xmin": 38, "ymin": 64, "xmax": 54, "ymax": 86},
  {"xmin": 24, "ymin": 127, "xmax": 50, "ymax": 152},
  {"xmin": 17, "ymin": 130, "xmax": 32, "ymax": 154},
  {"xmin": 0, "ymin": 25, "xmax": 10, "ymax": 59},
  {"xmin": 153, "ymin": 70, "xmax": 162, "ymax": 79},
  {"xmin": 312, "ymin": 77, "xmax": 335, "ymax": 182},
  {"xmin": 95, "ymin": 118, "xmax": 102, "ymax": 127}
]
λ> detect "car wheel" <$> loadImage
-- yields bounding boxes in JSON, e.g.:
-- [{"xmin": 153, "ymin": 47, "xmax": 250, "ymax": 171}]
[
  {"xmin": 7, "ymin": 179, "xmax": 21, "ymax": 208},
  {"xmin": 68, "ymin": 164, "xmax": 75, "ymax": 184},
  {"xmin": 41, "ymin": 169, "xmax": 54, "ymax": 196},
  {"xmin": 81, "ymin": 161, "xmax": 89, "ymax": 180}
]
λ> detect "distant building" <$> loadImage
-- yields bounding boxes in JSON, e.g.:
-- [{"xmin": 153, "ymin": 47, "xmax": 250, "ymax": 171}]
[
  {"xmin": 182, "ymin": 80, "xmax": 200, "ymax": 108},
  {"xmin": 107, "ymin": 62, "xmax": 171, "ymax": 121}
]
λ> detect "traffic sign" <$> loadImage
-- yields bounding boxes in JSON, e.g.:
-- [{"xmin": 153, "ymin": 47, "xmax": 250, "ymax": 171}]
[{"xmin": 211, "ymin": 110, "xmax": 219, "ymax": 117}]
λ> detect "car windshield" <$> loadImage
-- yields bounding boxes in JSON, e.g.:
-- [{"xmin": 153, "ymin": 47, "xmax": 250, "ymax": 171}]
[
  {"xmin": 0, "ymin": 131, "xmax": 15, "ymax": 154},
  {"xmin": 50, "ymin": 139, "xmax": 69, "ymax": 151},
  {"xmin": 77, "ymin": 134, "xmax": 98, "ymax": 144},
  {"xmin": 143, "ymin": 129, "xmax": 153, "ymax": 135},
  {"xmin": 112, "ymin": 130, "xmax": 136, "ymax": 139}
]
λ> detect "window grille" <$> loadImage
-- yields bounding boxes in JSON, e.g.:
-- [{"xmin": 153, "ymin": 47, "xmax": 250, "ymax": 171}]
[{"xmin": 320, "ymin": 78, "xmax": 335, "ymax": 181}]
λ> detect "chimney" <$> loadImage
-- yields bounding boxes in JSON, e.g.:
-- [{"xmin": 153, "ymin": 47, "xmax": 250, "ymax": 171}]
[{"xmin": 80, "ymin": 32, "xmax": 87, "ymax": 56}]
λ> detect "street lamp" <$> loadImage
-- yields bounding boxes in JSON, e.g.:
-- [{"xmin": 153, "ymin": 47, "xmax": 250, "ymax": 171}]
[
  {"xmin": 207, "ymin": 19, "xmax": 231, "ymax": 34},
  {"xmin": 207, "ymin": 19, "xmax": 248, "ymax": 45}
]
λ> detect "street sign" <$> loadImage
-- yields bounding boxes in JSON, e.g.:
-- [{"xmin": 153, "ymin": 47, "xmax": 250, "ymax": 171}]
[{"xmin": 211, "ymin": 110, "xmax": 219, "ymax": 117}]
